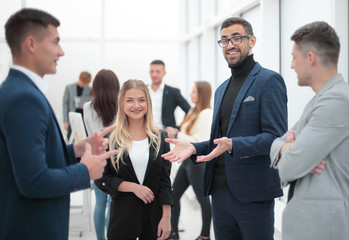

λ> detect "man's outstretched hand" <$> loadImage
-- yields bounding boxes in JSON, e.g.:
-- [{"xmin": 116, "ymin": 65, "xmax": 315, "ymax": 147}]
[
  {"xmin": 161, "ymin": 138, "xmax": 196, "ymax": 163},
  {"xmin": 196, "ymin": 137, "xmax": 232, "ymax": 162},
  {"xmin": 161, "ymin": 137, "xmax": 232, "ymax": 163}
]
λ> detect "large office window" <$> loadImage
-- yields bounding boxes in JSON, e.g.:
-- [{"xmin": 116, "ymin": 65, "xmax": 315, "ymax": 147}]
[
  {"xmin": 241, "ymin": 5, "xmax": 261, "ymax": 64},
  {"xmin": 215, "ymin": 26, "xmax": 230, "ymax": 87}
]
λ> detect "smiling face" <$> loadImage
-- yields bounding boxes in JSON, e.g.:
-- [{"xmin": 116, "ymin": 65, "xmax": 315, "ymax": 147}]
[
  {"xmin": 220, "ymin": 24, "xmax": 255, "ymax": 67},
  {"xmin": 123, "ymin": 88, "xmax": 148, "ymax": 123},
  {"xmin": 32, "ymin": 24, "xmax": 64, "ymax": 77}
]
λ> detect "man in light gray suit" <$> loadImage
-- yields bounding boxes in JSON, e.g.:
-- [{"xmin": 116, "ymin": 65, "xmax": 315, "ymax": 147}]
[{"xmin": 270, "ymin": 21, "xmax": 349, "ymax": 240}]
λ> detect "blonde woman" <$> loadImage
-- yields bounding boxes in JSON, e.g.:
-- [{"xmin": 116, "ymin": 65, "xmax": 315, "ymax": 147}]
[
  {"xmin": 165, "ymin": 81, "xmax": 213, "ymax": 240},
  {"xmin": 95, "ymin": 79, "xmax": 174, "ymax": 240}
]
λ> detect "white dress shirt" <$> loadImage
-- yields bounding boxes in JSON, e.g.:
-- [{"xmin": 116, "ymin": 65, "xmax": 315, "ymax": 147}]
[
  {"xmin": 149, "ymin": 82, "xmax": 164, "ymax": 128},
  {"xmin": 11, "ymin": 65, "xmax": 48, "ymax": 94}
]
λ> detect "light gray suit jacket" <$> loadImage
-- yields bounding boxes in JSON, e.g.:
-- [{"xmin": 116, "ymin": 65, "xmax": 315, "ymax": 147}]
[
  {"xmin": 62, "ymin": 83, "xmax": 92, "ymax": 122},
  {"xmin": 270, "ymin": 74, "xmax": 349, "ymax": 240}
]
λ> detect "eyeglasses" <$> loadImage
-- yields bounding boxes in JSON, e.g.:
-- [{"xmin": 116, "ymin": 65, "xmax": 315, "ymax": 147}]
[{"xmin": 217, "ymin": 35, "xmax": 252, "ymax": 48}]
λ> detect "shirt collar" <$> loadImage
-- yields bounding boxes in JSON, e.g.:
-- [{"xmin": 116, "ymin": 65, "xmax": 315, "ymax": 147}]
[
  {"xmin": 159, "ymin": 82, "xmax": 165, "ymax": 91},
  {"xmin": 11, "ymin": 65, "xmax": 49, "ymax": 94},
  {"xmin": 150, "ymin": 82, "xmax": 165, "ymax": 93}
]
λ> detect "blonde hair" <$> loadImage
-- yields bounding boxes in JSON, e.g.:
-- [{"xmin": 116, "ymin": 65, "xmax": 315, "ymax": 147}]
[
  {"xmin": 109, "ymin": 79, "xmax": 161, "ymax": 170},
  {"xmin": 180, "ymin": 81, "xmax": 212, "ymax": 135}
]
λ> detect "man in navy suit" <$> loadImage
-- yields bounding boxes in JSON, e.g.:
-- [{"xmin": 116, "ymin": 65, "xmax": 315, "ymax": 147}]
[
  {"xmin": 163, "ymin": 17, "xmax": 287, "ymax": 240},
  {"xmin": 149, "ymin": 60, "xmax": 191, "ymax": 128},
  {"xmin": 0, "ymin": 8, "xmax": 117, "ymax": 239}
]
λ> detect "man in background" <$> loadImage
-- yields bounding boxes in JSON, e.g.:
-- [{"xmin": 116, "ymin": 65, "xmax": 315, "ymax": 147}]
[
  {"xmin": 63, "ymin": 71, "xmax": 92, "ymax": 139},
  {"xmin": 149, "ymin": 60, "xmax": 190, "ymax": 129},
  {"xmin": 0, "ymin": 8, "xmax": 117, "ymax": 239},
  {"xmin": 270, "ymin": 21, "xmax": 349, "ymax": 240}
]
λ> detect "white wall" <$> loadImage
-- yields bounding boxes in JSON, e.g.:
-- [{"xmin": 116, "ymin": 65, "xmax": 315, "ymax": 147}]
[{"xmin": 0, "ymin": 0, "xmax": 183, "ymax": 135}]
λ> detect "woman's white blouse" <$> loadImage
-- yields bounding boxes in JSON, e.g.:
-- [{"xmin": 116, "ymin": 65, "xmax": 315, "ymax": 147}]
[
  {"xmin": 83, "ymin": 101, "xmax": 105, "ymax": 136},
  {"xmin": 129, "ymin": 138, "xmax": 149, "ymax": 184},
  {"xmin": 176, "ymin": 108, "xmax": 213, "ymax": 142}
]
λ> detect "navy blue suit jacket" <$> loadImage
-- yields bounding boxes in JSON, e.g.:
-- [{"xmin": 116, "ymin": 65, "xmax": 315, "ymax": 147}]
[
  {"xmin": 0, "ymin": 69, "xmax": 90, "ymax": 239},
  {"xmin": 193, "ymin": 63, "xmax": 287, "ymax": 202}
]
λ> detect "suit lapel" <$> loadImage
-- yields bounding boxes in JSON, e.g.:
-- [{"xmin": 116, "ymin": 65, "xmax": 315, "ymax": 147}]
[
  {"xmin": 211, "ymin": 80, "xmax": 229, "ymax": 138},
  {"xmin": 123, "ymin": 154, "xmax": 139, "ymax": 182},
  {"xmin": 12, "ymin": 70, "xmax": 71, "ymax": 164},
  {"xmin": 226, "ymin": 63, "xmax": 261, "ymax": 135},
  {"xmin": 36, "ymin": 85, "xmax": 71, "ymax": 164},
  {"xmin": 161, "ymin": 85, "xmax": 169, "ymax": 114},
  {"xmin": 143, "ymin": 141, "xmax": 155, "ymax": 183}
]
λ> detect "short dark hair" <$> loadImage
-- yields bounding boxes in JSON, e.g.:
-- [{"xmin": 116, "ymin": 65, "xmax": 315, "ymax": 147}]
[
  {"xmin": 5, "ymin": 8, "xmax": 60, "ymax": 56},
  {"xmin": 291, "ymin": 21, "xmax": 340, "ymax": 67},
  {"xmin": 220, "ymin": 17, "xmax": 254, "ymax": 35},
  {"xmin": 150, "ymin": 59, "xmax": 165, "ymax": 69}
]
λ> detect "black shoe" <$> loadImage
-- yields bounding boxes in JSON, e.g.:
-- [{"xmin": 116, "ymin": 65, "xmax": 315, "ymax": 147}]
[{"xmin": 166, "ymin": 232, "xmax": 179, "ymax": 240}]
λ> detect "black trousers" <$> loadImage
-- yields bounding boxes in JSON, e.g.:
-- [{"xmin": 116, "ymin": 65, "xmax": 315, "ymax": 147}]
[{"xmin": 171, "ymin": 159, "xmax": 212, "ymax": 236}]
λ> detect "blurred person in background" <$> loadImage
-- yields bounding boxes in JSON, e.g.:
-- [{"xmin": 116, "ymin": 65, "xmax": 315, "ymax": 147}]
[
  {"xmin": 84, "ymin": 69, "xmax": 120, "ymax": 240},
  {"xmin": 149, "ymin": 60, "xmax": 190, "ymax": 129},
  {"xmin": 63, "ymin": 71, "xmax": 92, "ymax": 139},
  {"xmin": 166, "ymin": 81, "xmax": 213, "ymax": 240}
]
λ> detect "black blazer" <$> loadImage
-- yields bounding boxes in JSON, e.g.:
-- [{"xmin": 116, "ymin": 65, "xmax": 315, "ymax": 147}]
[
  {"xmin": 95, "ymin": 131, "xmax": 174, "ymax": 239},
  {"xmin": 161, "ymin": 85, "xmax": 191, "ymax": 128}
]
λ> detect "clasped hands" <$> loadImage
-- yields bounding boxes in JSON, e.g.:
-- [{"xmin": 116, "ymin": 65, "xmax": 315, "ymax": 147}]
[{"xmin": 161, "ymin": 137, "xmax": 232, "ymax": 163}]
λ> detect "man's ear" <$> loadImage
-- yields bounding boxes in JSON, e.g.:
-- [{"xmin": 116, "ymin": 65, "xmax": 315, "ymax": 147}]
[
  {"xmin": 307, "ymin": 51, "xmax": 316, "ymax": 66},
  {"xmin": 23, "ymin": 35, "xmax": 36, "ymax": 54},
  {"xmin": 249, "ymin": 35, "xmax": 256, "ymax": 49}
]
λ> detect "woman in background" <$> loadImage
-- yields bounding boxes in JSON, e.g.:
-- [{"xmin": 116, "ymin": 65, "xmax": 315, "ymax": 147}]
[
  {"xmin": 83, "ymin": 69, "xmax": 120, "ymax": 240},
  {"xmin": 95, "ymin": 79, "xmax": 174, "ymax": 240},
  {"xmin": 165, "ymin": 81, "xmax": 213, "ymax": 240}
]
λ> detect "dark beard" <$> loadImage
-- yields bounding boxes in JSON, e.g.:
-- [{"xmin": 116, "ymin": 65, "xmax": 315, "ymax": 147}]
[{"xmin": 228, "ymin": 56, "xmax": 248, "ymax": 69}]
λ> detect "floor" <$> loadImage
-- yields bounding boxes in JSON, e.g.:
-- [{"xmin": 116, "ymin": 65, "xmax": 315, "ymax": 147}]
[{"xmin": 68, "ymin": 189, "xmax": 282, "ymax": 240}]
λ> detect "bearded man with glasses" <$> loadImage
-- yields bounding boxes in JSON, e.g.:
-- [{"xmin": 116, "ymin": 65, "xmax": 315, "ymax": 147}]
[{"xmin": 163, "ymin": 17, "xmax": 287, "ymax": 240}]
